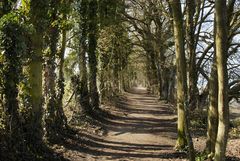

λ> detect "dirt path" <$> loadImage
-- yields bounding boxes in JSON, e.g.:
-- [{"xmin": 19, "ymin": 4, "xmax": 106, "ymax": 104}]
[{"xmin": 59, "ymin": 87, "xmax": 186, "ymax": 161}]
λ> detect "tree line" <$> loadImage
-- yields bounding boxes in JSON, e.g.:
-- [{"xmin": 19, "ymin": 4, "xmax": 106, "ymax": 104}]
[{"xmin": 0, "ymin": 0, "xmax": 240, "ymax": 161}]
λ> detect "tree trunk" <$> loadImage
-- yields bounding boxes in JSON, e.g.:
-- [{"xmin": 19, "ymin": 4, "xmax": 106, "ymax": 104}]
[
  {"xmin": 214, "ymin": 0, "xmax": 229, "ymax": 160},
  {"xmin": 160, "ymin": 67, "xmax": 169, "ymax": 100},
  {"xmin": 44, "ymin": 4, "xmax": 59, "ymax": 137},
  {"xmin": 88, "ymin": 0, "xmax": 99, "ymax": 110},
  {"xmin": 1, "ymin": 20, "xmax": 23, "ymax": 141},
  {"xmin": 168, "ymin": 67, "xmax": 176, "ymax": 103},
  {"xmin": 169, "ymin": 0, "xmax": 195, "ymax": 160},
  {"xmin": 206, "ymin": 56, "xmax": 218, "ymax": 157},
  {"xmin": 56, "ymin": 27, "xmax": 68, "ymax": 128},
  {"xmin": 78, "ymin": 0, "xmax": 90, "ymax": 113},
  {"xmin": 206, "ymin": 16, "xmax": 218, "ymax": 157},
  {"xmin": 28, "ymin": 0, "xmax": 49, "ymax": 141},
  {"xmin": 28, "ymin": 35, "xmax": 44, "ymax": 140},
  {"xmin": 144, "ymin": 43, "xmax": 158, "ymax": 93},
  {"xmin": 186, "ymin": 0, "xmax": 198, "ymax": 110}
]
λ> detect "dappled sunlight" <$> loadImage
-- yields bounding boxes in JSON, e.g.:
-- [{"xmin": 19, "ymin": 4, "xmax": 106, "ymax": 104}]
[{"xmin": 1, "ymin": 0, "xmax": 239, "ymax": 160}]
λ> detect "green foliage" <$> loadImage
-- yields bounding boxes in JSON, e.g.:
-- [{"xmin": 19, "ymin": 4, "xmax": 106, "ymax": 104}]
[
  {"xmin": 97, "ymin": 23, "xmax": 132, "ymax": 98},
  {"xmin": 0, "ymin": 0, "xmax": 17, "ymax": 17},
  {"xmin": 0, "ymin": 11, "xmax": 31, "ymax": 112},
  {"xmin": 0, "ymin": 11, "xmax": 35, "ymax": 161},
  {"xmin": 195, "ymin": 152, "xmax": 208, "ymax": 161},
  {"xmin": 29, "ymin": 0, "xmax": 50, "ymax": 33},
  {"xmin": 98, "ymin": 24, "xmax": 132, "ymax": 69},
  {"xmin": 99, "ymin": 0, "xmax": 124, "ymax": 27},
  {"xmin": 58, "ymin": 1, "xmax": 73, "ymax": 30},
  {"xmin": 18, "ymin": 73, "xmax": 32, "ymax": 123},
  {"xmin": 0, "ymin": 11, "xmax": 32, "ymax": 86},
  {"xmin": 190, "ymin": 109, "xmax": 208, "ymax": 129},
  {"xmin": 229, "ymin": 118, "xmax": 240, "ymax": 138},
  {"xmin": 0, "ymin": 11, "xmax": 30, "ymax": 56},
  {"xmin": 21, "ymin": 0, "xmax": 30, "ymax": 13},
  {"xmin": 0, "ymin": 116, "xmax": 6, "ymax": 135},
  {"xmin": 48, "ymin": 0, "xmax": 73, "ymax": 31}
]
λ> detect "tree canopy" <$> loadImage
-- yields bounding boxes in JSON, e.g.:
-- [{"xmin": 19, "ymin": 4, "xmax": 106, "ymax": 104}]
[{"xmin": 0, "ymin": 0, "xmax": 240, "ymax": 161}]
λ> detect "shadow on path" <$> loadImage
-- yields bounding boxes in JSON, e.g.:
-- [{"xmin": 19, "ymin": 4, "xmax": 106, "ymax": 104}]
[{"xmin": 60, "ymin": 87, "xmax": 186, "ymax": 160}]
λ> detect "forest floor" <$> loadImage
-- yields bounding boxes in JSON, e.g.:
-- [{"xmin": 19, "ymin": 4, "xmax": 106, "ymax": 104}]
[{"xmin": 52, "ymin": 87, "xmax": 240, "ymax": 161}]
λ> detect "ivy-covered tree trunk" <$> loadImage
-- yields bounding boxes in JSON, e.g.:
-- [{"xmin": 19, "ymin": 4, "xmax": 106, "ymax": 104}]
[
  {"xmin": 88, "ymin": 0, "xmax": 99, "ymax": 110},
  {"xmin": 78, "ymin": 0, "xmax": 90, "ymax": 113},
  {"xmin": 45, "ymin": 0, "xmax": 69, "ymax": 137},
  {"xmin": 169, "ymin": 0, "xmax": 195, "ymax": 160},
  {"xmin": 0, "ymin": 15, "xmax": 25, "ymax": 141},
  {"xmin": 0, "ymin": 12, "xmax": 30, "ymax": 161},
  {"xmin": 56, "ymin": 27, "xmax": 67, "ymax": 127},
  {"xmin": 44, "ymin": 0, "xmax": 59, "ymax": 138},
  {"xmin": 2, "ymin": 40, "xmax": 20, "ymax": 135},
  {"xmin": 29, "ymin": 0, "xmax": 49, "ymax": 141},
  {"xmin": 214, "ymin": 0, "xmax": 229, "ymax": 160},
  {"xmin": 55, "ymin": 0, "xmax": 71, "ymax": 129}
]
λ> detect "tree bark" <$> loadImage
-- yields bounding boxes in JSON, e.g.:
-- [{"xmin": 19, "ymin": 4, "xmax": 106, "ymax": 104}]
[
  {"xmin": 79, "ymin": 0, "xmax": 90, "ymax": 113},
  {"xmin": 186, "ymin": 0, "xmax": 198, "ymax": 110},
  {"xmin": 169, "ymin": 0, "xmax": 195, "ymax": 160},
  {"xmin": 1, "ymin": 19, "xmax": 23, "ymax": 141},
  {"xmin": 56, "ymin": 27, "xmax": 68, "ymax": 128},
  {"xmin": 28, "ymin": 0, "xmax": 49, "ymax": 141},
  {"xmin": 28, "ymin": 35, "xmax": 44, "ymax": 140},
  {"xmin": 214, "ymin": 0, "xmax": 229, "ymax": 160},
  {"xmin": 44, "ymin": 3, "xmax": 59, "ymax": 137},
  {"xmin": 206, "ymin": 56, "xmax": 218, "ymax": 157},
  {"xmin": 88, "ymin": 0, "xmax": 99, "ymax": 110}
]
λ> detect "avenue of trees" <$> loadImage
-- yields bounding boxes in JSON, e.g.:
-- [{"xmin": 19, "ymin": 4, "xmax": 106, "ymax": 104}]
[{"xmin": 0, "ymin": 0, "xmax": 239, "ymax": 161}]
